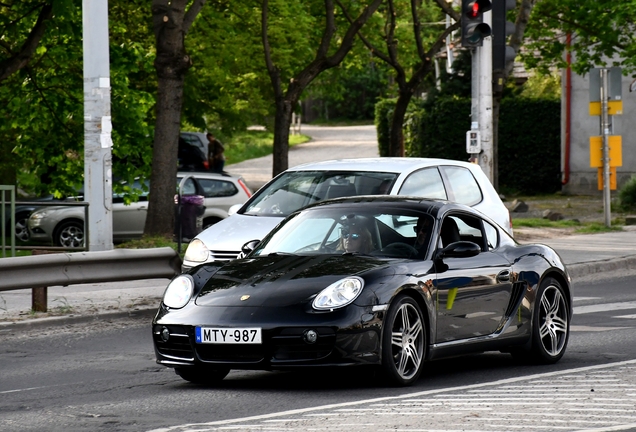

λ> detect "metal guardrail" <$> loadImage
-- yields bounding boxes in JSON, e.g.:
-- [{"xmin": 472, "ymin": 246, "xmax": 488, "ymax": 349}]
[{"xmin": 0, "ymin": 247, "xmax": 181, "ymax": 311}]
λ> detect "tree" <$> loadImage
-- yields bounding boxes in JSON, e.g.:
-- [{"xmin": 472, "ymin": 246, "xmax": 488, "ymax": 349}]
[
  {"xmin": 0, "ymin": 1, "xmax": 54, "ymax": 83},
  {"xmin": 145, "ymin": 0, "xmax": 207, "ymax": 239},
  {"xmin": 342, "ymin": 0, "xmax": 460, "ymax": 157},
  {"xmin": 523, "ymin": 0, "xmax": 636, "ymax": 75},
  {"xmin": 262, "ymin": 0, "xmax": 382, "ymax": 176},
  {"xmin": 0, "ymin": 1, "xmax": 54, "ymax": 186}
]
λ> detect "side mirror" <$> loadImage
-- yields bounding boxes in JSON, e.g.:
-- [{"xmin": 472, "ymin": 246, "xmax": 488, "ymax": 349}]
[
  {"xmin": 238, "ymin": 239, "xmax": 261, "ymax": 259},
  {"xmin": 228, "ymin": 204, "xmax": 242, "ymax": 216},
  {"xmin": 437, "ymin": 241, "xmax": 481, "ymax": 259}
]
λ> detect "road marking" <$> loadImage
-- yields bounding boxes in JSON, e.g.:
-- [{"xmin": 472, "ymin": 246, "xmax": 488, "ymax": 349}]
[
  {"xmin": 571, "ymin": 325, "xmax": 628, "ymax": 332},
  {"xmin": 575, "ymin": 301, "xmax": 636, "ymax": 314},
  {"xmin": 146, "ymin": 359, "xmax": 636, "ymax": 432}
]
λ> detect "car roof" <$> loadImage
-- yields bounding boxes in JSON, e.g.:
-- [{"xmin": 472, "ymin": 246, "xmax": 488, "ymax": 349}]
[
  {"xmin": 304, "ymin": 195, "xmax": 495, "ymax": 223},
  {"xmin": 286, "ymin": 157, "xmax": 479, "ymax": 173}
]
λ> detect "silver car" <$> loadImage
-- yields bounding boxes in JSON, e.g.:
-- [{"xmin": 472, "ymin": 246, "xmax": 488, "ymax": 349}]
[
  {"xmin": 28, "ymin": 172, "xmax": 252, "ymax": 248},
  {"xmin": 182, "ymin": 158, "xmax": 512, "ymax": 270}
]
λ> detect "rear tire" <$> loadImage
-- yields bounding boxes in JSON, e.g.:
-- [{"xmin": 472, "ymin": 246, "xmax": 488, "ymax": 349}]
[
  {"xmin": 175, "ymin": 367, "xmax": 230, "ymax": 384},
  {"xmin": 381, "ymin": 295, "xmax": 426, "ymax": 386},
  {"xmin": 529, "ymin": 277, "xmax": 570, "ymax": 364},
  {"xmin": 14, "ymin": 212, "xmax": 31, "ymax": 242}
]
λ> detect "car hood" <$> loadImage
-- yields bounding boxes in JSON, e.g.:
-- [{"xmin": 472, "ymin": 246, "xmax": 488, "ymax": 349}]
[
  {"xmin": 196, "ymin": 213, "xmax": 284, "ymax": 251},
  {"xmin": 194, "ymin": 254, "xmax": 395, "ymax": 307}
]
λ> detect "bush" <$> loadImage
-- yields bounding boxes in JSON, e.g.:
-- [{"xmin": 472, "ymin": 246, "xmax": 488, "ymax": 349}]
[
  {"xmin": 375, "ymin": 96, "xmax": 561, "ymax": 195},
  {"xmin": 618, "ymin": 175, "xmax": 636, "ymax": 211}
]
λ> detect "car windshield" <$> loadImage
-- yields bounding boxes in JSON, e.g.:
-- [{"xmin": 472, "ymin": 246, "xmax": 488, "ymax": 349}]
[
  {"xmin": 241, "ymin": 171, "xmax": 399, "ymax": 217},
  {"xmin": 252, "ymin": 206, "xmax": 435, "ymax": 259}
]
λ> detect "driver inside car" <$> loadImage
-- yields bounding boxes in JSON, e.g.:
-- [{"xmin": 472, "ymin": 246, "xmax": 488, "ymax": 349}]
[{"xmin": 337, "ymin": 220, "xmax": 374, "ymax": 254}]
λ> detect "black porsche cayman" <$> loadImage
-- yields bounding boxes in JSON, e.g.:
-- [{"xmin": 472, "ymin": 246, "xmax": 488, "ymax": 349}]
[{"xmin": 153, "ymin": 196, "xmax": 572, "ymax": 386}]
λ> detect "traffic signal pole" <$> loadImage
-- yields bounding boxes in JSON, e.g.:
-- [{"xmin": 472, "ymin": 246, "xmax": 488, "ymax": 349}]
[{"xmin": 476, "ymin": 10, "xmax": 493, "ymax": 183}]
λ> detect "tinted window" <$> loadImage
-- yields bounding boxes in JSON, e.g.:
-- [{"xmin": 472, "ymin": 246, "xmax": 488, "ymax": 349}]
[
  {"xmin": 198, "ymin": 178, "xmax": 238, "ymax": 198},
  {"xmin": 441, "ymin": 166, "xmax": 482, "ymax": 206},
  {"xmin": 398, "ymin": 168, "xmax": 447, "ymax": 199}
]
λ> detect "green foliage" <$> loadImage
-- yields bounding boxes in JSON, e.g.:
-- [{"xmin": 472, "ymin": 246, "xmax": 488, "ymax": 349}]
[
  {"xmin": 513, "ymin": 71, "xmax": 561, "ymax": 99},
  {"xmin": 618, "ymin": 175, "xmax": 636, "ymax": 211},
  {"xmin": 375, "ymin": 95, "xmax": 562, "ymax": 194},
  {"xmin": 524, "ymin": 0, "xmax": 636, "ymax": 75},
  {"xmin": 306, "ymin": 59, "xmax": 390, "ymax": 121},
  {"xmin": 374, "ymin": 98, "xmax": 396, "ymax": 157}
]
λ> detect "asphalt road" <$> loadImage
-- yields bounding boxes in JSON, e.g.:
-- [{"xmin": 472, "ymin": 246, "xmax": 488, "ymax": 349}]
[{"xmin": 2, "ymin": 270, "xmax": 636, "ymax": 432}]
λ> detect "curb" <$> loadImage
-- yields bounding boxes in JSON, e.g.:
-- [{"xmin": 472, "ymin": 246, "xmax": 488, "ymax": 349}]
[
  {"xmin": 568, "ymin": 255, "xmax": 636, "ymax": 280},
  {"xmin": 0, "ymin": 307, "xmax": 157, "ymax": 333}
]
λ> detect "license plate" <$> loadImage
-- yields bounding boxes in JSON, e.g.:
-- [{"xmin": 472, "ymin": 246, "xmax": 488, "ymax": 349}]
[{"xmin": 195, "ymin": 327, "xmax": 262, "ymax": 344}]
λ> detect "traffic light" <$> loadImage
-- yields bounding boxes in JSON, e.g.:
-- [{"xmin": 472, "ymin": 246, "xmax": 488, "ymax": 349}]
[
  {"xmin": 461, "ymin": 0, "xmax": 492, "ymax": 48},
  {"xmin": 492, "ymin": 0, "xmax": 517, "ymax": 71}
]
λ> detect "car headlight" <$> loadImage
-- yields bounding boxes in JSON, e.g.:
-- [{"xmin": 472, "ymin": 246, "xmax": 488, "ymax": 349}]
[
  {"xmin": 30, "ymin": 211, "xmax": 48, "ymax": 220},
  {"xmin": 184, "ymin": 238, "xmax": 210, "ymax": 263},
  {"xmin": 162, "ymin": 275, "xmax": 194, "ymax": 309},
  {"xmin": 312, "ymin": 276, "xmax": 364, "ymax": 310}
]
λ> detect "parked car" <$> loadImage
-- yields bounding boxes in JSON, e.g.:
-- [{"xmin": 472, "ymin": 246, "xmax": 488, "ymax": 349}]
[
  {"xmin": 2, "ymin": 191, "xmax": 83, "ymax": 243},
  {"xmin": 27, "ymin": 172, "xmax": 252, "ymax": 248},
  {"xmin": 153, "ymin": 196, "xmax": 571, "ymax": 386},
  {"xmin": 182, "ymin": 158, "xmax": 512, "ymax": 270},
  {"xmin": 178, "ymin": 132, "xmax": 209, "ymax": 172}
]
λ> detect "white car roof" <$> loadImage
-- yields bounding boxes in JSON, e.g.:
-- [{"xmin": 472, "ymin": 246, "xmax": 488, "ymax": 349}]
[{"xmin": 288, "ymin": 158, "xmax": 479, "ymax": 173}]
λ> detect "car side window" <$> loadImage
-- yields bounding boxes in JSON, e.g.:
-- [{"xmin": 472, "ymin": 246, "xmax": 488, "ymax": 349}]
[
  {"xmin": 198, "ymin": 179, "xmax": 238, "ymax": 198},
  {"xmin": 442, "ymin": 214, "xmax": 487, "ymax": 251},
  {"xmin": 181, "ymin": 178, "xmax": 197, "ymax": 195},
  {"xmin": 483, "ymin": 221, "xmax": 499, "ymax": 250},
  {"xmin": 441, "ymin": 166, "xmax": 483, "ymax": 206},
  {"xmin": 398, "ymin": 168, "xmax": 447, "ymax": 199}
]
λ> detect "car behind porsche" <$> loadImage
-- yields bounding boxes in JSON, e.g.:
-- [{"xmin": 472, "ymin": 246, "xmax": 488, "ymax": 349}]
[{"xmin": 153, "ymin": 196, "xmax": 572, "ymax": 386}]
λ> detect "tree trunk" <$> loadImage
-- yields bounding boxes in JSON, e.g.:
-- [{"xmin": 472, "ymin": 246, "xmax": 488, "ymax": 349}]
[
  {"xmin": 145, "ymin": 0, "xmax": 205, "ymax": 238},
  {"xmin": 272, "ymin": 98, "xmax": 293, "ymax": 176},
  {"xmin": 389, "ymin": 90, "xmax": 412, "ymax": 156}
]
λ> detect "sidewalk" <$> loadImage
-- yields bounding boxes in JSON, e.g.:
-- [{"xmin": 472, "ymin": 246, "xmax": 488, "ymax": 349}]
[{"xmin": 1, "ymin": 125, "xmax": 635, "ymax": 328}]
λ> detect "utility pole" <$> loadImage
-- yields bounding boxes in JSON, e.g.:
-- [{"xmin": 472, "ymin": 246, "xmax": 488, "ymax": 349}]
[
  {"xmin": 461, "ymin": 0, "xmax": 493, "ymax": 182},
  {"xmin": 82, "ymin": 0, "xmax": 113, "ymax": 251},
  {"xmin": 477, "ymin": 10, "xmax": 493, "ymax": 182}
]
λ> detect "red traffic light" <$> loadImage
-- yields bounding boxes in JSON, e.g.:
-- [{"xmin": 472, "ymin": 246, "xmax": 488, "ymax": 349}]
[
  {"xmin": 464, "ymin": 0, "xmax": 492, "ymax": 19},
  {"xmin": 468, "ymin": 2, "xmax": 479, "ymax": 18}
]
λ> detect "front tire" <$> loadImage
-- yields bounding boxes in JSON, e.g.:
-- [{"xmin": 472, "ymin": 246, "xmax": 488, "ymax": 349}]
[
  {"xmin": 175, "ymin": 367, "xmax": 230, "ymax": 384},
  {"xmin": 55, "ymin": 220, "xmax": 84, "ymax": 248},
  {"xmin": 381, "ymin": 295, "xmax": 426, "ymax": 386},
  {"xmin": 530, "ymin": 277, "xmax": 570, "ymax": 364}
]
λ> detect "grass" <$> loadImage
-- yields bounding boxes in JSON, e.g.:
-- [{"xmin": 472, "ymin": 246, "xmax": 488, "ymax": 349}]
[
  {"xmin": 512, "ymin": 217, "xmax": 624, "ymax": 234},
  {"xmin": 225, "ymin": 130, "xmax": 311, "ymax": 165}
]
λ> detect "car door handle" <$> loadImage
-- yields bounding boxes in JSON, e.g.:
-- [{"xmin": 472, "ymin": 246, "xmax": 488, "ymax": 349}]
[{"xmin": 497, "ymin": 270, "xmax": 510, "ymax": 283}]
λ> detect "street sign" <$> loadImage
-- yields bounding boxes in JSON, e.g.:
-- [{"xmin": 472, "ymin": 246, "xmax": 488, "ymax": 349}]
[
  {"xmin": 589, "ymin": 67, "xmax": 623, "ymax": 115},
  {"xmin": 590, "ymin": 135, "xmax": 622, "ymax": 168},
  {"xmin": 466, "ymin": 130, "xmax": 481, "ymax": 153}
]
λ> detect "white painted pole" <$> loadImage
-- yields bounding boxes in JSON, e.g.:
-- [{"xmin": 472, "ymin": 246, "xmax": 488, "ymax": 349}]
[
  {"xmin": 477, "ymin": 10, "xmax": 493, "ymax": 183},
  {"xmin": 82, "ymin": 0, "xmax": 113, "ymax": 251}
]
